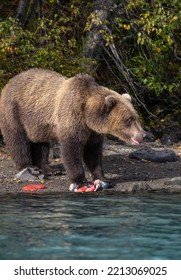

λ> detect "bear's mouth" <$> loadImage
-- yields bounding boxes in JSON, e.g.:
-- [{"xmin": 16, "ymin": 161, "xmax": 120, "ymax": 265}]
[{"xmin": 131, "ymin": 137, "xmax": 142, "ymax": 145}]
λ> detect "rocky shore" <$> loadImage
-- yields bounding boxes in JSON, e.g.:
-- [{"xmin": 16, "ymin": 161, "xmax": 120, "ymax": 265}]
[{"xmin": 0, "ymin": 137, "xmax": 181, "ymax": 195}]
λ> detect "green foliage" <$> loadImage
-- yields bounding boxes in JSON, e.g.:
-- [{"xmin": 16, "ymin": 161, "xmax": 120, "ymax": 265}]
[
  {"xmin": 0, "ymin": 0, "xmax": 180, "ymax": 121},
  {"xmin": 113, "ymin": 0, "xmax": 181, "ymax": 97},
  {"xmin": 0, "ymin": 2, "xmax": 94, "ymax": 89}
]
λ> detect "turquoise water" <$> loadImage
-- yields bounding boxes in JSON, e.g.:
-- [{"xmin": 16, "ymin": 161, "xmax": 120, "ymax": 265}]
[{"xmin": 0, "ymin": 192, "xmax": 181, "ymax": 260}]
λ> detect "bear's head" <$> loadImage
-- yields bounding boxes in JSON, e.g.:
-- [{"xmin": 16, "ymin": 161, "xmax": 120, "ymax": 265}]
[{"xmin": 84, "ymin": 90, "xmax": 145, "ymax": 145}]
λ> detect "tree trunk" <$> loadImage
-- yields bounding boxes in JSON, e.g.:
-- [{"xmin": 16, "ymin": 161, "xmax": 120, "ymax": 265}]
[
  {"xmin": 16, "ymin": 0, "xmax": 30, "ymax": 28},
  {"xmin": 83, "ymin": 0, "xmax": 114, "ymax": 61}
]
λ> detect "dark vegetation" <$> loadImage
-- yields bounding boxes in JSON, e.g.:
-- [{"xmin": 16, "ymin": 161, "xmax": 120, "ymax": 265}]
[{"xmin": 0, "ymin": 0, "xmax": 180, "ymax": 128}]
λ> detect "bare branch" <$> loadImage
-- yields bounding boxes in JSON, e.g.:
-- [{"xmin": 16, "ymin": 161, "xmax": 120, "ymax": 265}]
[{"xmin": 103, "ymin": 42, "xmax": 156, "ymax": 118}]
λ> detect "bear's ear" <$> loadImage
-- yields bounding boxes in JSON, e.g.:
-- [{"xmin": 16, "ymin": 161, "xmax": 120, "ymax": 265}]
[
  {"xmin": 104, "ymin": 95, "xmax": 117, "ymax": 112},
  {"xmin": 122, "ymin": 93, "xmax": 132, "ymax": 102}
]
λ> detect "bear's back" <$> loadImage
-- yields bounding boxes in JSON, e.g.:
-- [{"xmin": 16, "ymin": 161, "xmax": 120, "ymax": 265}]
[{"xmin": 1, "ymin": 68, "xmax": 67, "ymax": 102}]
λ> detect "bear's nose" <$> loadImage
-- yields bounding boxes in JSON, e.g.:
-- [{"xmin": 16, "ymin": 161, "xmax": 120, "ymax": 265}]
[
  {"xmin": 131, "ymin": 135, "xmax": 143, "ymax": 145},
  {"xmin": 136, "ymin": 136, "xmax": 144, "ymax": 144}
]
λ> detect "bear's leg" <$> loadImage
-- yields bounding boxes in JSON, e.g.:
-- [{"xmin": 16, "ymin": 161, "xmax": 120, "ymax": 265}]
[
  {"xmin": 61, "ymin": 140, "xmax": 85, "ymax": 183},
  {"xmin": 3, "ymin": 129, "xmax": 32, "ymax": 170},
  {"xmin": 31, "ymin": 142, "xmax": 53, "ymax": 175},
  {"xmin": 83, "ymin": 133, "xmax": 104, "ymax": 181}
]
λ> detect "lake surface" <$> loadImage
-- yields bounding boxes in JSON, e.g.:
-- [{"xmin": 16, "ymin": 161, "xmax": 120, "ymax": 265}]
[{"xmin": 0, "ymin": 192, "xmax": 181, "ymax": 260}]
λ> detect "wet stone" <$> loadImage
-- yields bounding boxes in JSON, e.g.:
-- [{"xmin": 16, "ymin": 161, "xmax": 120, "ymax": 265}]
[
  {"xmin": 164, "ymin": 177, "xmax": 181, "ymax": 186},
  {"xmin": 14, "ymin": 167, "xmax": 44, "ymax": 182},
  {"xmin": 129, "ymin": 147, "xmax": 178, "ymax": 163},
  {"xmin": 164, "ymin": 185, "xmax": 181, "ymax": 193}
]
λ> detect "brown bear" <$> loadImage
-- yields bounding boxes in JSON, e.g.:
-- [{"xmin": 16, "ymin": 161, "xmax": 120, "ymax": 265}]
[{"xmin": 0, "ymin": 68, "xmax": 144, "ymax": 185}]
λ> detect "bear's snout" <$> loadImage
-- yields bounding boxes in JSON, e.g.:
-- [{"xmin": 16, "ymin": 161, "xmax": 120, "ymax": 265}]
[{"xmin": 131, "ymin": 131, "xmax": 145, "ymax": 145}]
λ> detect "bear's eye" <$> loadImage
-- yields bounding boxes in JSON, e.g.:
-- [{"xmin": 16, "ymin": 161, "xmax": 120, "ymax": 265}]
[{"xmin": 125, "ymin": 117, "xmax": 134, "ymax": 127}]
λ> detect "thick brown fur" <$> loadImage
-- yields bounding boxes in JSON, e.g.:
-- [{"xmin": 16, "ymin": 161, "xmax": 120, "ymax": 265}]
[{"xmin": 0, "ymin": 68, "xmax": 144, "ymax": 183}]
